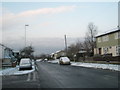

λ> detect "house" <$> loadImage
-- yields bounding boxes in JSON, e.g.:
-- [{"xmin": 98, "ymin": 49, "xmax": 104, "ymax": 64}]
[
  {"xmin": 94, "ymin": 29, "xmax": 120, "ymax": 57},
  {"xmin": 0, "ymin": 44, "xmax": 16, "ymax": 67},
  {"xmin": 52, "ymin": 50, "xmax": 66, "ymax": 59},
  {"xmin": 0, "ymin": 44, "xmax": 4, "ymax": 59}
]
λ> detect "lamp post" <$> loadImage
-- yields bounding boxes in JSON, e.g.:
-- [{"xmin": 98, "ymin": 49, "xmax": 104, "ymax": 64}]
[
  {"xmin": 25, "ymin": 24, "xmax": 29, "ymax": 47},
  {"xmin": 64, "ymin": 35, "xmax": 67, "ymax": 55}
]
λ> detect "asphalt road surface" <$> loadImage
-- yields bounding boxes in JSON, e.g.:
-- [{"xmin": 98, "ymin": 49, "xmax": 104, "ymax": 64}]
[{"xmin": 2, "ymin": 61, "xmax": 119, "ymax": 89}]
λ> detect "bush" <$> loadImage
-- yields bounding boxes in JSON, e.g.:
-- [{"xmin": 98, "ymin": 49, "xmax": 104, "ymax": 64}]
[
  {"xmin": 93, "ymin": 54, "xmax": 103, "ymax": 61},
  {"xmin": 93, "ymin": 54, "xmax": 120, "ymax": 61}
]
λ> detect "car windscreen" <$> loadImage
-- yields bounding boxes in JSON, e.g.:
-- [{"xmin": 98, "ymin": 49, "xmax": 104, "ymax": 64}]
[{"xmin": 20, "ymin": 59, "xmax": 30, "ymax": 65}]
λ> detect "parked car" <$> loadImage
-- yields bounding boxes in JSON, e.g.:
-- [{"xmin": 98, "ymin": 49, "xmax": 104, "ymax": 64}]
[
  {"xmin": 59, "ymin": 57, "xmax": 71, "ymax": 65},
  {"xmin": 19, "ymin": 58, "xmax": 32, "ymax": 70},
  {"xmin": 43, "ymin": 58, "xmax": 48, "ymax": 62}
]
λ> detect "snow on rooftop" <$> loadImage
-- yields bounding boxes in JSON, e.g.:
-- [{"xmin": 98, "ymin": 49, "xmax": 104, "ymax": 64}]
[
  {"xmin": 56, "ymin": 50, "xmax": 61, "ymax": 53},
  {"xmin": 96, "ymin": 28, "xmax": 119, "ymax": 37}
]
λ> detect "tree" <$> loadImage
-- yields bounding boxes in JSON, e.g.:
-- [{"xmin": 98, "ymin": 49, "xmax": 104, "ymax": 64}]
[
  {"xmin": 20, "ymin": 46, "xmax": 34, "ymax": 58},
  {"xmin": 67, "ymin": 41, "xmax": 84, "ymax": 60},
  {"xmin": 39, "ymin": 54, "xmax": 47, "ymax": 59},
  {"xmin": 84, "ymin": 22, "xmax": 97, "ymax": 56}
]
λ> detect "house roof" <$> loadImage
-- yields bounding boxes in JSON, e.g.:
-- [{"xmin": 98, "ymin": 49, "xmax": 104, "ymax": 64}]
[
  {"xmin": 0, "ymin": 43, "xmax": 13, "ymax": 51},
  {"xmin": 95, "ymin": 29, "xmax": 120, "ymax": 38}
]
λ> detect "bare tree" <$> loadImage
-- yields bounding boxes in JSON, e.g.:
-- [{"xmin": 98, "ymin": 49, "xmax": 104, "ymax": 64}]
[
  {"xmin": 67, "ymin": 40, "xmax": 84, "ymax": 60},
  {"xmin": 20, "ymin": 46, "xmax": 34, "ymax": 58},
  {"xmin": 84, "ymin": 22, "xmax": 97, "ymax": 56}
]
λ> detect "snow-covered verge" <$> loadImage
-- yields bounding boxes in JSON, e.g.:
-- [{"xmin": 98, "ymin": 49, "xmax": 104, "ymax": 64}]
[
  {"xmin": 48, "ymin": 59, "xmax": 59, "ymax": 64},
  {"xmin": 13, "ymin": 65, "xmax": 35, "ymax": 75},
  {"xmin": 0, "ymin": 65, "xmax": 35, "ymax": 76},
  {"xmin": 71, "ymin": 62, "xmax": 120, "ymax": 71},
  {"xmin": 0, "ymin": 67, "xmax": 18, "ymax": 76}
]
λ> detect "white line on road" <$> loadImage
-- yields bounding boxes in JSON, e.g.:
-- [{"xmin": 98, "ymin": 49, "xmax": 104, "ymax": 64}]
[
  {"xmin": 27, "ymin": 73, "xmax": 31, "ymax": 81},
  {"xmin": 33, "ymin": 72, "xmax": 36, "ymax": 81}
]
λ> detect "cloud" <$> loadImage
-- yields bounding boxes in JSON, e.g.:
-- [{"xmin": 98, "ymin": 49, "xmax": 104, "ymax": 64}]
[
  {"xmin": 3, "ymin": 5, "xmax": 76, "ymax": 19},
  {"xmin": 40, "ymin": 22, "xmax": 54, "ymax": 27},
  {"xmin": 17, "ymin": 5, "xmax": 76, "ymax": 17},
  {"xmin": 1, "ymin": 5, "xmax": 76, "ymax": 31}
]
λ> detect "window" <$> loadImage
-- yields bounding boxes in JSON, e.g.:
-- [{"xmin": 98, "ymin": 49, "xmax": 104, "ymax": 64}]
[
  {"xmin": 109, "ymin": 46, "xmax": 112, "ymax": 49},
  {"xmin": 98, "ymin": 37, "xmax": 101, "ymax": 43},
  {"xmin": 118, "ymin": 31, "xmax": 120, "ymax": 39},
  {"xmin": 103, "ymin": 47, "xmax": 108, "ymax": 54},
  {"xmin": 116, "ymin": 46, "xmax": 120, "ymax": 56},
  {"xmin": 114, "ymin": 32, "xmax": 118, "ymax": 39},
  {"xmin": 102, "ymin": 35, "xmax": 109, "ymax": 42}
]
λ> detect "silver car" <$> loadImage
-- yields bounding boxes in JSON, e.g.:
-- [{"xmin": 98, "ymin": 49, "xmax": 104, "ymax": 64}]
[
  {"xmin": 19, "ymin": 58, "xmax": 32, "ymax": 70},
  {"xmin": 59, "ymin": 57, "xmax": 71, "ymax": 65}
]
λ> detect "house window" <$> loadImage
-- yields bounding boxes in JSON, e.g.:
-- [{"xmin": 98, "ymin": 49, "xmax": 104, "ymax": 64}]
[
  {"xmin": 98, "ymin": 38, "xmax": 101, "ymax": 43},
  {"xmin": 103, "ymin": 47, "xmax": 108, "ymax": 54},
  {"xmin": 102, "ymin": 35, "xmax": 109, "ymax": 42},
  {"xmin": 114, "ymin": 32, "xmax": 118, "ymax": 39},
  {"xmin": 109, "ymin": 46, "xmax": 112, "ymax": 49},
  {"xmin": 119, "ymin": 46, "xmax": 120, "ymax": 56},
  {"xmin": 118, "ymin": 31, "xmax": 120, "ymax": 39},
  {"xmin": 116, "ymin": 46, "xmax": 120, "ymax": 56}
]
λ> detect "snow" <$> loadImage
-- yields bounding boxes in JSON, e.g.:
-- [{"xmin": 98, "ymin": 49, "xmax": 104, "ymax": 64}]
[
  {"xmin": 1, "ymin": 60, "xmax": 119, "ymax": 76},
  {"xmin": 36, "ymin": 59, "xmax": 42, "ymax": 62},
  {"xmin": 0, "ymin": 65, "xmax": 35, "ymax": 76},
  {"xmin": 0, "ymin": 67, "xmax": 18, "ymax": 76},
  {"xmin": 13, "ymin": 66, "xmax": 35, "ymax": 75},
  {"xmin": 48, "ymin": 59, "xmax": 119, "ymax": 71},
  {"xmin": 60, "ymin": 57, "xmax": 70, "ymax": 62},
  {"xmin": 0, "ymin": 61, "xmax": 36, "ymax": 76},
  {"xmin": 48, "ymin": 59, "xmax": 59, "ymax": 64},
  {"xmin": 71, "ymin": 62, "xmax": 120, "ymax": 71}
]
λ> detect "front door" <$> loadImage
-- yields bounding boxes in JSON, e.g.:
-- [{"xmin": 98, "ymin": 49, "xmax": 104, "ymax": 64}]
[{"xmin": 98, "ymin": 48, "xmax": 101, "ymax": 54}]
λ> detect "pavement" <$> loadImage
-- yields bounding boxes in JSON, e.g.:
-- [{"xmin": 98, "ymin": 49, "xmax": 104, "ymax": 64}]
[
  {"xmin": 2, "ymin": 71, "xmax": 40, "ymax": 88},
  {"xmin": 2, "ymin": 61, "xmax": 119, "ymax": 88}
]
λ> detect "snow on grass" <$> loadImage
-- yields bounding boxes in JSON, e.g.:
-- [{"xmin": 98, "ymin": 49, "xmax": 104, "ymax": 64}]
[
  {"xmin": 48, "ymin": 59, "xmax": 59, "ymax": 64},
  {"xmin": 0, "ymin": 65, "xmax": 35, "ymax": 76},
  {"xmin": 71, "ymin": 62, "xmax": 119, "ymax": 71},
  {"xmin": 36, "ymin": 59, "xmax": 43, "ymax": 62},
  {"xmin": 13, "ymin": 66, "xmax": 35, "ymax": 75},
  {"xmin": 0, "ymin": 67, "xmax": 18, "ymax": 76}
]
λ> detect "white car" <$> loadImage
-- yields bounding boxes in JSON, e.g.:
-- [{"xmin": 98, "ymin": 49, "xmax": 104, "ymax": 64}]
[
  {"xmin": 19, "ymin": 58, "xmax": 32, "ymax": 70},
  {"xmin": 59, "ymin": 57, "xmax": 71, "ymax": 65}
]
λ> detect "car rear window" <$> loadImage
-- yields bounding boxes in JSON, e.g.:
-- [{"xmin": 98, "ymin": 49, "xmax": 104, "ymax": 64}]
[{"xmin": 20, "ymin": 59, "xmax": 30, "ymax": 65}]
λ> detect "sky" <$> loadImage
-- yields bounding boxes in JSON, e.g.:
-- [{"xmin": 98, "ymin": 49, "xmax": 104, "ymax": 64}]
[{"xmin": 0, "ymin": 2, "xmax": 118, "ymax": 55}]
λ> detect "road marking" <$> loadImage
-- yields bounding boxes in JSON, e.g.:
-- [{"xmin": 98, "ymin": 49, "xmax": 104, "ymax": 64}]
[
  {"xmin": 36, "ymin": 66, "xmax": 38, "ymax": 71},
  {"xmin": 33, "ymin": 72, "xmax": 36, "ymax": 81},
  {"xmin": 27, "ymin": 73, "xmax": 31, "ymax": 81}
]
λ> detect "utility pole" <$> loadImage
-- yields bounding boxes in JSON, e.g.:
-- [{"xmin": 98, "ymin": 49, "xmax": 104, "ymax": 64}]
[
  {"xmin": 25, "ymin": 24, "xmax": 29, "ymax": 47},
  {"xmin": 118, "ymin": 2, "xmax": 120, "ymax": 30},
  {"xmin": 64, "ymin": 35, "xmax": 67, "ymax": 55}
]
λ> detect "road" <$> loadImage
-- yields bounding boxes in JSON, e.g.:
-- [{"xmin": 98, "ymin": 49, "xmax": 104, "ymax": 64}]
[{"xmin": 2, "ymin": 61, "xmax": 119, "ymax": 89}]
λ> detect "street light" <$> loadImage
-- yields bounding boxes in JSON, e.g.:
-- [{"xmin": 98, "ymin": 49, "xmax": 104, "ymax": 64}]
[
  {"xmin": 25, "ymin": 24, "xmax": 29, "ymax": 47},
  {"xmin": 64, "ymin": 35, "xmax": 67, "ymax": 55}
]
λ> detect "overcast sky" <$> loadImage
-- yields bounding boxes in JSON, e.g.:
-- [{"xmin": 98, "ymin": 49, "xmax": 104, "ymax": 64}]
[{"xmin": 1, "ymin": 2, "xmax": 118, "ymax": 55}]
